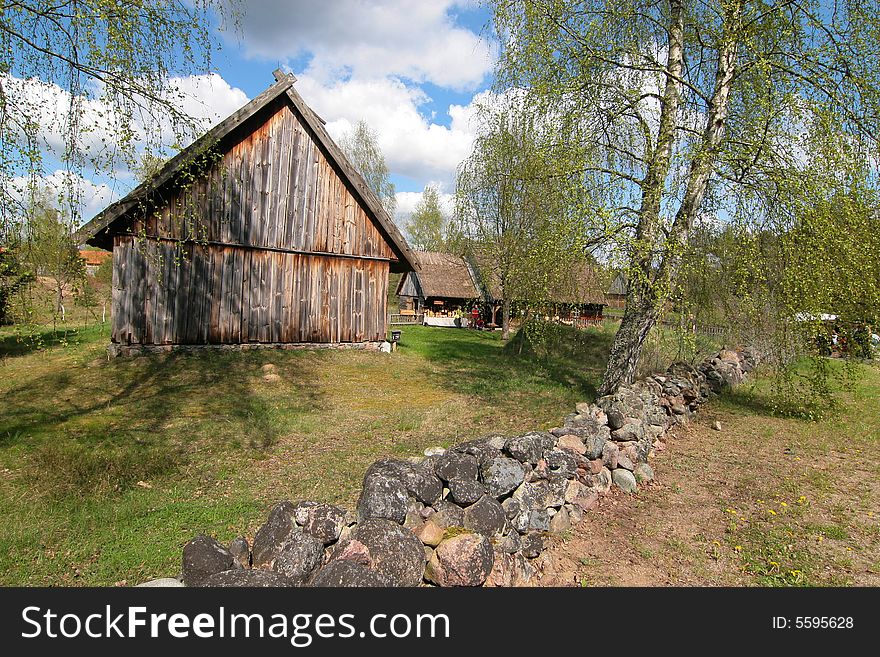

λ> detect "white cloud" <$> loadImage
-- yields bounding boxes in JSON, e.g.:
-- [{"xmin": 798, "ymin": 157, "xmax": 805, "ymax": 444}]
[
  {"xmin": 230, "ymin": 0, "xmax": 495, "ymax": 90},
  {"xmin": 11, "ymin": 170, "xmax": 119, "ymax": 226},
  {"xmin": 296, "ymin": 75, "xmax": 488, "ymax": 187},
  {"xmin": 3, "ymin": 72, "xmax": 249, "ymax": 221},
  {"xmin": 1, "ymin": 72, "xmax": 249, "ymax": 163},
  {"xmin": 395, "ymin": 188, "xmax": 455, "ymax": 225}
]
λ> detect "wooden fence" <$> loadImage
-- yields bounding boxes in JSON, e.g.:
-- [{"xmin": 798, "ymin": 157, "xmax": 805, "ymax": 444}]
[{"xmin": 389, "ymin": 313, "xmax": 425, "ymax": 325}]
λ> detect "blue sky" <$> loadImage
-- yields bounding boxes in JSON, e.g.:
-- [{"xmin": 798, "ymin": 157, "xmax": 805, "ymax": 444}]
[{"xmin": 14, "ymin": 0, "xmax": 497, "ymax": 224}]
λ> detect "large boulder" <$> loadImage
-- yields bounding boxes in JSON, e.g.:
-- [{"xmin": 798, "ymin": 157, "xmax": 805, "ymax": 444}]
[
  {"xmin": 556, "ymin": 434, "xmax": 586, "ymax": 455},
  {"xmin": 612, "ymin": 468, "xmax": 638, "ymax": 493},
  {"xmin": 357, "ymin": 474, "xmax": 409, "ymax": 523},
  {"xmin": 424, "ymin": 533, "xmax": 494, "ymax": 587},
  {"xmin": 583, "ymin": 432, "xmax": 609, "ymax": 460},
  {"xmin": 434, "ymin": 451, "xmax": 480, "ymax": 482},
  {"xmin": 542, "ymin": 449, "xmax": 578, "ymax": 478},
  {"xmin": 252, "ymin": 501, "xmax": 298, "ymax": 568},
  {"xmin": 504, "ymin": 432, "xmax": 556, "ymax": 465},
  {"xmin": 308, "ymin": 560, "xmax": 393, "ymax": 587},
  {"xmin": 451, "ymin": 439, "xmax": 501, "ymax": 466},
  {"xmin": 463, "ymin": 495, "xmax": 507, "ymax": 537},
  {"xmin": 273, "ymin": 532, "xmax": 325, "ymax": 584},
  {"xmin": 447, "ymin": 477, "xmax": 487, "ymax": 506},
  {"xmin": 364, "ymin": 458, "xmax": 443, "ymax": 505},
  {"xmin": 583, "ymin": 467, "xmax": 613, "ymax": 494},
  {"xmin": 612, "ymin": 422, "xmax": 646, "ymax": 442},
  {"xmin": 431, "ymin": 500, "xmax": 466, "ymax": 529},
  {"xmin": 529, "ymin": 476, "xmax": 568, "ymax": 509},
  {"xmin": 182, "ymin": 535, "xmax": 236, "ymax": 587},
  {"xmin": 201, "ymin": 570, "xmax": 295, "ymax": 587},
  {"xmin": 296, "ymin": 503, "xmax": 348, "ymax": 545},
  {"xmin": 480, "ymin": 457, "xmax": 525, "ymax": 498},
  {"xmin": 351, "ymin": 519, "xmax": 426, "ymax": 587}
]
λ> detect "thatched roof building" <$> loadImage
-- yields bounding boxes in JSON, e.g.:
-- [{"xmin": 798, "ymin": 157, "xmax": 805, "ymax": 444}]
[{"xmin": 396, "ymin": 251, "xmax": 479, "ymax": 313}]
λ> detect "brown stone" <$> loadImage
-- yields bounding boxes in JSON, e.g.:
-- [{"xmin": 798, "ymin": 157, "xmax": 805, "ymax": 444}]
[
  {"xmin": 602, "ymin": 441, "xmax": 619, "ymax": 469},
  {"xmin": 557, "ymin": 434, "xmax": 587, "ymax": 455},
  {"xmin": 424, "ymin": 533, "xmax": 494, "ymax": 587},
  {"xmin": 413, "ymin": 519, "xmax": 445, "ymax": 547}
]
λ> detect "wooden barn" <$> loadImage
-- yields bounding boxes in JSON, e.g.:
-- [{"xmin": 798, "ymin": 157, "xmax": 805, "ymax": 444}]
[
  {"xmin": 79, "ymin": 71, "xmax": 417, "ymax": 353},
  {"xmin": 396, "ymin": 251, "xmax": 480, "ymax": 316}
]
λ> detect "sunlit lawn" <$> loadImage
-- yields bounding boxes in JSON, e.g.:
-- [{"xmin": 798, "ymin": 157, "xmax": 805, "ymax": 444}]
[{"xmin": 0, "ymin": 320, "xmax": 612, "ymax": 585}]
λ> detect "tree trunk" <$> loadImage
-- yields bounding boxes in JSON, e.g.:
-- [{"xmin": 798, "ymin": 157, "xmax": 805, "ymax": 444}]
[
  {"xmin": 501, "ymin": 298, "xmax": 511, "ymax": 339},
  {"xmin": 598, "ymin": 295, "xmax": 660, "ymax": 396},
  {"xmin": 597, "ymin": 0, "xmax": 685, "ymax": 395},
  {"xmin": 55, "ymin": 284, "xmax": 64, "ymax": 320}
]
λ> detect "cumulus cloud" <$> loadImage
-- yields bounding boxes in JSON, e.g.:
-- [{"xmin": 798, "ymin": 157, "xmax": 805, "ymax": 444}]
[
  {"xmin": 1, "ymin": 72, "xmax": 249, "ymax": 163},
  {"xmin": 395, "ymin": 187, "xmax": 456, "ymax": 225},
  {"xmin": 11, "ymin": 170, "xmax": 119, "ymax": 225},
  {"xmin": 296, "ymin": 75, "xmax": 489, "ymax": 186},
  {"xmin": 229, "ymin": 0, "xmax": 495, "ymax": 90}
]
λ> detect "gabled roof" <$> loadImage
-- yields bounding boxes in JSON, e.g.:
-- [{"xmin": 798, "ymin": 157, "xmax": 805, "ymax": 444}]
[
  {"xmin": 77, "ymin": 70, "xmax": 418, "ymax": 272},
  {"xmin": 397, "ymin": 251, "xmax": 479, "ymax": 300},
  {"xmin": 607, "ymin": 272, "xmax": 628, "ymax": 296},
  {"xmin": 469, "ymin": 254, "xmax": 605, "ymax": 305}
]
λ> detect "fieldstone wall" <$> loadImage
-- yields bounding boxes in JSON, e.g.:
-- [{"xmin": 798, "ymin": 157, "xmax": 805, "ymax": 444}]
[{"xmin": 165, "ymin": 347, "xmax": 759, "ymax": 588}]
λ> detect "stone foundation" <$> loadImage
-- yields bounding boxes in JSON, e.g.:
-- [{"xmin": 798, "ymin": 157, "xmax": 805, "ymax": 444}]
[{"xmin": 108, "ymin": 341, "xmax": 387, "ymax": 358}]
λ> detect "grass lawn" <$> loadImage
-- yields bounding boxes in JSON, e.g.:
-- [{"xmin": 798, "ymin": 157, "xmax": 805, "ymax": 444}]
[
  {"xmin": 3, "ymin": 308, "xmax": 876, "ymax": 588},
  {"xmin": 0, "ymin": 320, "xmax": 613, "ymax": 585}
]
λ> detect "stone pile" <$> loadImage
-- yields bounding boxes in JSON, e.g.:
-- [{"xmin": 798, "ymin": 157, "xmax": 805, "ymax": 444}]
[{"xmin": 168, "ymin": 347, "xmax": 758, "ymax": 588}]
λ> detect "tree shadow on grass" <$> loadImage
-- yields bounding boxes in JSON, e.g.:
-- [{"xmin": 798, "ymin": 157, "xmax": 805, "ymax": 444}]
[
  {"xmin": 0, "ymin": 346, "xmax": 328, "ymax": 498},
  {"xmin": 398, "ymin": 323, "xmax": 613, "ymax": 402},
  {"xmin": 0, "ymin": 324, "xmax": 108, "ymax": 358}
]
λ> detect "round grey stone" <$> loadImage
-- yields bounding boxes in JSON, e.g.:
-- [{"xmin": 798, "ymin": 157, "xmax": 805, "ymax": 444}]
[
  {"xmin": 612, "ymin": 468, "xmax": 638, "ymax": 493},
  {"xmin": 182, "ymin": 535, "xmax": 235, "ymax": 587},
  {"xmin": 352, "ymin": 519, "xmax": 426, "ymax": 587},
  {"xmin": 480, "ymin": 456, "xmax": 525, "ymax": 498}
]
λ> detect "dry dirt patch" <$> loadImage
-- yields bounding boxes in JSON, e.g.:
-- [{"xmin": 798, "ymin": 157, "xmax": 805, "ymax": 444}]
[{"xmin": 539, "ymin": 385, "xmax": 880, "ymax": 587}]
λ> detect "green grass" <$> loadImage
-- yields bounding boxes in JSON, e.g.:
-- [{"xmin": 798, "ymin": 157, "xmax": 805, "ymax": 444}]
[
  {"xmin": 714, "ymin": 359, "xmax": 880, "ymax": 586},
  {"xmin": 0, "ymin": 319, "xmax": 609, "ymax": 585}
]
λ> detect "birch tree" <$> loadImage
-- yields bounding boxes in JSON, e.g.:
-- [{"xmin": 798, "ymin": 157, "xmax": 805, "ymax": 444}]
[
  {"xmin": 405, "ymin": 184, "xmax": 446, "ymax": 251},
  {"xmin": 491, "ymin": 0, "xmax": 880, "ymax": 394},
  {"xmin": 338, "ymin": 120, "xmax": 398, "ymax": 218},
  {"xmin": 454, "ymin": 102, "xmax": 589, "ymax": 339}
]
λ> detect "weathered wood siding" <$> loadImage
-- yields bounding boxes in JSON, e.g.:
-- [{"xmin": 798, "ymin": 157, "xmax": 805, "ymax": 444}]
[
  {"xmin": 132, "ymin": 100, "xmax": 393, "ymax": 261},
  {"xmin": 397, "ymin": 272, "xmax": 421, "ymax": 299},
  {"xmin": 111, "ymin": 99, "xmax": 396, "ymax": 346},
  {"xmin": 112, "ymin": 237, "xmax": 388, "ymax": 344}
]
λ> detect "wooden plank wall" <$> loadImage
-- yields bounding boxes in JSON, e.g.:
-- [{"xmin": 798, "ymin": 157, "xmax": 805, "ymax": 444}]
[
  {"xmin": 135, "ymin": 101, "xmax": 393, "ymax": 262},
  {"xmin": 112, "ymin": 236, "xmax": 388, "ymax": 345}
]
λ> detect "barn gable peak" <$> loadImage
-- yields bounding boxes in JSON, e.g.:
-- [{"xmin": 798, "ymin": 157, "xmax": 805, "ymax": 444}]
[{"xmin": 78, "ymin": 71, "xmax": 417, "ymax": 273}]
